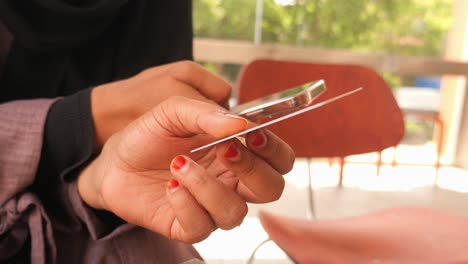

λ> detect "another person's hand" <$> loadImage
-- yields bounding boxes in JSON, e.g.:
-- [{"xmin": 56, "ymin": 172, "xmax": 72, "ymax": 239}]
[
  {"xmin": 259, "ymin": 208, "xmax": 468, "ymax": 263},
  {"xmin": 91, "ymin": 61, "xmax": 231, "ymax": 149},
  {"xmin": 78, "ymin": 96, "xmax": 295, "ymax": 243}
]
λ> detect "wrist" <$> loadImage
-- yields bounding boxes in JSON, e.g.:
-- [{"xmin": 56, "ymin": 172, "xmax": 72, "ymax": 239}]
[{"xmin": 91, "ymin": 84, "xmax": 133, "ymax": 150}]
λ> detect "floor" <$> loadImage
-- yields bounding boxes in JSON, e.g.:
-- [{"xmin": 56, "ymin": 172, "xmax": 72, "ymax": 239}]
[{"xmin": 193, "ymin": 144, "xmax": 468, "ymax": 264}]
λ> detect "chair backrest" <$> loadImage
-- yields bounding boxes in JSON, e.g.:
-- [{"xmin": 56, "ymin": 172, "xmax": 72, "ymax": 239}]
[{"xmin": 236, "ymin": 59, "xmax": 405, "ymax": 158}]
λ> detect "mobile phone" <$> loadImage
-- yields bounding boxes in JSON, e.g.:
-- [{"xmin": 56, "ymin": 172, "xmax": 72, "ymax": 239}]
[
  {"xmin": 191, "ymin": 85, "xmax": 362, "ymax": 153},
  {"xmin": 230, "ymin": 80, "xmax": 327, "ymax": 123}
]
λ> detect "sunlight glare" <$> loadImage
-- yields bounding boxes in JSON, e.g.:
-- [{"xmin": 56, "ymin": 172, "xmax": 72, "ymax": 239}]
[
  {"xmin": 194, "ymin": 217, "xmax": 288, "ymax": 260},
  {"xmin": 275, "ymin": 0, "xmax": 295, "ymax": 6}
]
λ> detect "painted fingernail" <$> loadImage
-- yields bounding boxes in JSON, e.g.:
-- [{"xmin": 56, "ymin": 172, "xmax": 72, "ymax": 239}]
[
  {"xmin": 224, "ymin": 143, "xmax": 240, "ymax": 160},
  {"xmin": 251, "ymin": 130, "xmax": 267, "ymax": 148},
  {"xmin": 167, "ymin": 179, "xmax": 180, "ymax": 193},
  {"xmin": 172, "ymin": 156, "xmax": 187, "ymax": 171}
]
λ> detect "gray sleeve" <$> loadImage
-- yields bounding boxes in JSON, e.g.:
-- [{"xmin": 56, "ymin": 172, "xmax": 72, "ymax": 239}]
[
  {"xmin": 0, "ymin": 99, "xmax": 203, "ymax": 264},
  {"xmin": 0, "ymin": 99, "xmax": 55, "ymax": 205}
]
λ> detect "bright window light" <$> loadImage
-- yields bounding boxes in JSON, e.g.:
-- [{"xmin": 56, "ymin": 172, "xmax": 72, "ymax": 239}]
[{"xmin": 275, "ymin": 0, "xmax": 295, "ymax": 6}]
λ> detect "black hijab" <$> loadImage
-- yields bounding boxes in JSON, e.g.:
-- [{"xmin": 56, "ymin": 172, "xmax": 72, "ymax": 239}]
[{"xmin": 0, "ymin": 0, "xmax": 193, "ymax": 102}]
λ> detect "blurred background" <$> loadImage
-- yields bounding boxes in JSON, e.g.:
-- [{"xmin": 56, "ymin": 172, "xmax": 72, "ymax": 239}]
[{"xmin": 190, "ymin": 1, "xmax": 468, "ymax": 263}]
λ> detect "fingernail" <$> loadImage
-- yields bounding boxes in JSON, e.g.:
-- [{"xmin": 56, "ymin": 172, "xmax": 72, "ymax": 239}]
[
  {"xmin": 218, "ymin": 113, "xmax": 249, "ymax": 126},
  {"xmin": 167, "ymin": 179, "xmax": 180, "ymax": 193},
  {"xmin": 224, "ymin": 143, "xmax": 240, "ymax": 160},
  {"xmin": 172, "ymin": 156, "xmax": 187, "ymax": 171},
  {"xmin": 251, "ymin": 130, "xmax": 267, "ymax": 148}
]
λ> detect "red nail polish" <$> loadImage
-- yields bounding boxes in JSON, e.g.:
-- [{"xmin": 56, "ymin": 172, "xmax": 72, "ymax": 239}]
[
  {"xmin": 252, "ymin": 130, "xmax": 266, "ymax": 147},
  {"xmin": 172, "ymin": 156, "xmax": 186, "ymax": 171},
  {"xmin": 167, "ymin": 179, "xmax": 180, "ymax": 192},
  {"xmin": 224, "ymin": 144, "xmax": 240, "ymax": 160}
]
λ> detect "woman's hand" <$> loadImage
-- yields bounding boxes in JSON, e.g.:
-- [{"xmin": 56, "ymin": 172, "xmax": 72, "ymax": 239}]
[
  {"xmin": 91, "ymin": 61, "xmax": 232, "ymax": 149},
  {"xmin": 78, "ymin": 96, "xmax": 295, "ymax": 243}
]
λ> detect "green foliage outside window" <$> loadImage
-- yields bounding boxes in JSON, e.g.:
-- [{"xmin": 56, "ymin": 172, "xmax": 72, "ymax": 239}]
[{"xmin": 194, "ymin": 0, "xmax": 452, "ymax": 57}]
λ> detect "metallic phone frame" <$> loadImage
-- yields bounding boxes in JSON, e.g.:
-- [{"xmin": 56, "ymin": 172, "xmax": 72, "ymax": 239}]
[{"xmin": 230, "ymin": 80, "xmax": 327, "ymax": 123}]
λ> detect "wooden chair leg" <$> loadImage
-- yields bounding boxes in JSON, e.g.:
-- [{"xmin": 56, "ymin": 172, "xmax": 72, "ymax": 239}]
[
  {"xmin": 306, "ymin": 158, "xmax": 316, "ymax": 219},
  {"xmin": 377, "ymin": 151, "xmax": 383, "ymax": 176},
  {"xmin": 434, "ymin": 117, "xmax": 444, "ymax": 183},
  {"xmin": 391, "ymin": 146, "xmax": 398, "ymax": 167},
  {"xmin": 338, "ymin": 157, "xmax": 345, "ymax": 186},
  {"xmin": 434, "ymin": 117, "xmax": 444, "ymax": 170}
]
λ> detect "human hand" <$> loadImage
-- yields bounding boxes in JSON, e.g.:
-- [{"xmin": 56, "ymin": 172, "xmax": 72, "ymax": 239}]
[
  {"xmin": 90, "ymin": 61, "xmax": 231, "ymax": 149},
  {"xmin": 259, "ymin": 208, "xmax": 468, "ymax": 263},
  {"xmin": 78, "ymin": 96, "xmax": 295, "ymax": 243}
]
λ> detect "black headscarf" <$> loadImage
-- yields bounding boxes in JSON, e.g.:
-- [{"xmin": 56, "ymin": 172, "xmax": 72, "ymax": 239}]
[{"xmin": 0, "ymin": 0, "xmax": 193, "ymax": 102}]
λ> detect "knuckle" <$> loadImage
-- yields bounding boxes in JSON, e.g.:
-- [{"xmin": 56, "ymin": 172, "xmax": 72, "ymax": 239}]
[
  {"xmin": 171, "ymin": 60, "xmax": 198, "ymax": 75},
  {"xmin": 260, "ymin": 176, "xmax": 285, "ymax": 203},
  {"xmin": 286, "ymin": 149, "xmax": 296, "ymax": 172},
  {"xmin": 139, "ymin": 66, "xmax": 160, "ymax": 78},
  {"xmin": 279, "ymin": 149, "xmax": 296, "ymax": 175},
  {"xmin": 268, "ymin": 136, "xmax": 281, "ymax": 155},
  {"xmin": 271, "ymin": 178, "xmax": 285, "ymax": 201},
  {"xmin": 161, "ymin": 95, "xmax": 186, "ymax": 109},
  {"xmin": 183, "ymin": 224, "xmax": 213, "ymax": 244},
  {"xmin": 262, "ymin": 135, "xmax": 295, "ymax": 175},
  {"xmin": 138, "ymin": 68, "xmax": 152, "ymax": 77},
  {"xmin": 238, "ymin": 155, "xmax": 258, "ymax": 178},
  {"xmin": 217, "ymin": 202, "xmax": 248, "ymax": 230},
  {"xmin": 220, "ymin": 84, "xmax": 232, "ymax": 98},
  {"xmin": 188, "ymin": 173, "xmax": 209, "ymax": 190},
  {"xmin": 158, "ymin": 74, "xmax": 178, "ymax": 87},
  {"xmin": 157, "ymin": 96, "xmax": 182, "ymax": 118}
]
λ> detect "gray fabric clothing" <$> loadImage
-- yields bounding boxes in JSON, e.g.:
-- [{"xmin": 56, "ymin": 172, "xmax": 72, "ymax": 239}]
[
  {"xmin": 0, "ymin": 100, "xmax": 203, "ymax": 263},
  {"xmin": 0, "ymin": 99, "xmax": 53, "ymax": 205}
]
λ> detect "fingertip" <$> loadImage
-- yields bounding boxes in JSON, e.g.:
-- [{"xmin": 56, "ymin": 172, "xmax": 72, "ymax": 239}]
[
  {"xmin": 223, "ymin": 142, "xmax": 241, "ymax": 161},
  {"xmin": 221, "ymin": 113, "xmax": 249, "ymax": 126},
  {"xmin": 167, "ymin": 179, "xmax": 180, "ymax": 193},
  {"xmin": 214, "ymin": 113, "xmax": 249, "ymax": 137},
  {"xmin": 247, "ymin": 129, "xmax": 268, "ymax": 149},
  {"xmin": 171, "ymin": 155, "xmax": 189, "ymax": 172},
  {"xmin": 199, "ymin": 112, "xmax": 249, "ymax": 138}
]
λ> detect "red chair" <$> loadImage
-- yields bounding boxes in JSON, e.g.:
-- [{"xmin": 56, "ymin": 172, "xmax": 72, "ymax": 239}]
[{"xmin": 236, "ymin": 59, "xmax": 405, "ymax": 185}]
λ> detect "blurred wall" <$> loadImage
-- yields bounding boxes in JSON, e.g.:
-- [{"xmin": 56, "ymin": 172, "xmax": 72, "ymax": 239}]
[{"xmin": 443, "ymin": 0, "xmax": 468, "ymax": 169}]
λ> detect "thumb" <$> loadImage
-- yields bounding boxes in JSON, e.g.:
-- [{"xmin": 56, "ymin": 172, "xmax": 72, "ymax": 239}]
[{"xmin": 145, "ymin": 96, "xmax": 249, "ymax": 139}]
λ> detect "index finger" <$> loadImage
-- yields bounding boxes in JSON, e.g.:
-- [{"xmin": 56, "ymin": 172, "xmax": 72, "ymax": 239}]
[
  {"xmin": 138, "ymin": 61, "xmax": 231, "ymax": 106},
  {"xmin": 167, "ymin": 61, "xmax": 232, "ymax": 106}
]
